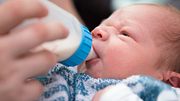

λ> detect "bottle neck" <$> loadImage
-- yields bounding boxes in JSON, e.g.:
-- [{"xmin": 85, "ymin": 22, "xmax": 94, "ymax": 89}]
[{"xmin": 60, "ymin": 25, "xmax": 92, "ymax": 66}]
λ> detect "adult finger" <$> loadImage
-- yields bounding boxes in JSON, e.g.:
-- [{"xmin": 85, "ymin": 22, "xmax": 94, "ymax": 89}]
[
  {"xmin": 0, "ymin": 0, "xmax": 47, "ymax": 34},
  {"xmin": 0, "ymin": 76, "xmax": 42, "ymax": 101},
  {"xmin": 0, "ymin": 22, "xmax": 68, "ymax": 57},
  {"xmin": 15, "ymin": 50, "xmax": 57, "ymax": 79}
]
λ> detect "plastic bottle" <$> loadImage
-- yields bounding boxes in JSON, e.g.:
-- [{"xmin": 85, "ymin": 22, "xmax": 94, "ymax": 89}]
[{"xmin": 14, "ymin": 0, "xmax": 96, "ymax": 66}]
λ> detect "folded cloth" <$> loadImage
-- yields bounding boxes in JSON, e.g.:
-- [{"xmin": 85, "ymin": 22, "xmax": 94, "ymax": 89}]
[{"xmin": 38, "ymin": 63, "xmax": 180, "ymax": 101}]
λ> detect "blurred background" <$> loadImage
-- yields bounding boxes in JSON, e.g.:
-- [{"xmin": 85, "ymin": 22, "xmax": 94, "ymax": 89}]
[
  {"xmin": 73, "ymin": 0, "xmax": 180, "ymax": 30},
  {"xmin": 50, "ymin": 0, "xmax": 180, "ymax": 31}
]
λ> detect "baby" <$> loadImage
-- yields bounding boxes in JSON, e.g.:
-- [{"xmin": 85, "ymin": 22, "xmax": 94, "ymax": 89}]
[
  {"xmin": 39, "ymin": 4, "xmax": 180, "ymax": 101},
  {"xmin": 83, "ymin": 4, "xmax": 180, "ymax": 86}
]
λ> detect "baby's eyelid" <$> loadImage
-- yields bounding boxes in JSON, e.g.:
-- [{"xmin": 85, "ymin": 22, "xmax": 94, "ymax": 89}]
[
  {"xmin": 119, "ymin": 30, "xmax": 138, "ymax": 41},
  {"xmin": 120, "ymin": 30, "xmax": 130, "ymax": 37}
]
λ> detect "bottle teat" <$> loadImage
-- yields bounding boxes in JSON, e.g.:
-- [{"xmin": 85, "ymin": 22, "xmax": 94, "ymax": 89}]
[{"xmin": 86, "ymin": 48, "xmax": 97, "ymax": 61}]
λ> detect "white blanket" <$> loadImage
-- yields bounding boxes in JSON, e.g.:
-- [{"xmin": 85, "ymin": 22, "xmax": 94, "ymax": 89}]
[{"xmin": 38, "ymin": 64, "xmax": 180, "ymax": 101}]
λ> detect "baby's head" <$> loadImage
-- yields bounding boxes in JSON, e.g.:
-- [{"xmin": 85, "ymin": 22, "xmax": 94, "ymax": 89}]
[{"xmin": 83, "ymin": 4, "xmax": 180, "ymax": 87}]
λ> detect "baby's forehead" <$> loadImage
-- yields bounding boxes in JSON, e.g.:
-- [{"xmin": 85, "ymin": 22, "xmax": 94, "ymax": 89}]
[
  {"xmin": 102, "ymin": 5, "xmax": 168, "ymax": 25},
  {"xmin": 107, "ymin": 5, "xmax": 177, "ymax": 41},
  {"xmin": 105, "ymin": 5, "xmax": 178, "ymax": 31},
  {"xmin": 110, "ymin": 5, "xmax": 173, "ymax": 29},
  {"xmin": 105, "ymin": 5, "xmax": 166, "ymax": 29}
]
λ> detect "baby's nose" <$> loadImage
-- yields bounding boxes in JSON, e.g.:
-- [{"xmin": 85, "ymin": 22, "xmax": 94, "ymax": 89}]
[{"xmin": 92, "ymin": 27, "xmax": 109, "ymax": 41}]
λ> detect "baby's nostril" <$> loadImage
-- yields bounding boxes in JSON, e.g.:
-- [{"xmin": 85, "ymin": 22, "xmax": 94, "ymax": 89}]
[{"xmin": 97, "ymin": 33, "xmax": 102, "ymax": 38}]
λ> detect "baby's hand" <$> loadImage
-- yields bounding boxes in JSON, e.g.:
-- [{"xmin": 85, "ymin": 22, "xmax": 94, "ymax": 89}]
[
  {"xmin": 93, "ymin": 84, "xmax": 142, "ymax": 101},
  {"xmin": 0, "ymin": 0, "xmax": 68, "ymax": 101}
]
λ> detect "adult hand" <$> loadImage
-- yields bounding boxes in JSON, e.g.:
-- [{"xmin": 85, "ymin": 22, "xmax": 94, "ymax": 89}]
[{"xmin": 0, "ymin": 0, "xmax": 68, "ymax": 101}]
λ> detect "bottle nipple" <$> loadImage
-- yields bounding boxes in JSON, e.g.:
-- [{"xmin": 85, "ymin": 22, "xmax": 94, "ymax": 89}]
[{"xmin": 86, "ymin": 47, "xmax": 97, "ymax": 61}]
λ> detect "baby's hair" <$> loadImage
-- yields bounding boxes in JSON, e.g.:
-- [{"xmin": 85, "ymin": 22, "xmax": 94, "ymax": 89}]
[
  {"xmin": 151, "ymin": 4, "xmax": 180, "ymax": 73},
  {"xmin": 130, "ymin": 4, "xmax": 180, "ymax": 73},
  {"xmin": 162, "ymin": 5, "xmax": 180, "ymax": 73}
]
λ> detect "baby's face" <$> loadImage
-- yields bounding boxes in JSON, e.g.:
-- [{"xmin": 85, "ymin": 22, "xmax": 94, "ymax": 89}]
[{"xmin": 85, "ymin": 5, "xmax": 167, "ymax": 79}]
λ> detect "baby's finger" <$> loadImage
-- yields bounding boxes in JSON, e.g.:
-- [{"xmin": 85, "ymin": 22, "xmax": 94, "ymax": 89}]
[
  {"xmin": 15, "ymin": 50, "xmax": 57, "ymax": 79},
  {"xmin": 0, "ymin": 0, "xmax": 47, "ymax": 34},
  {"xmin": 0, "ymin": 22, "xmax": 68, "ymax": 57}
]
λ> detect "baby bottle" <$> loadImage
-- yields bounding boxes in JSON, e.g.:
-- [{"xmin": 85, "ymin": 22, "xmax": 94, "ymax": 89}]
[{"xmin": 14, "ymin": 0, "xmax": 96, "ymax": 66}]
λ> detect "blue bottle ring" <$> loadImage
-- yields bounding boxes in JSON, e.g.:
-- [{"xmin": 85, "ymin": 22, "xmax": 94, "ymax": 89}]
[{"xmin": 60, "ymin": 25, "xmax": 92, "ymax": 66}]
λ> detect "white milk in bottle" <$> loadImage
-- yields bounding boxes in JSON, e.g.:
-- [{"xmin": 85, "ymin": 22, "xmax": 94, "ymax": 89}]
[{"xmin": 13, "ymin": 0, "xmax": 97, "ymax": 66}]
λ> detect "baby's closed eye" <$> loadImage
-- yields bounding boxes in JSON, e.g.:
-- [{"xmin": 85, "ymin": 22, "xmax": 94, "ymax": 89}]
[{"xmin": 121, "ymin": 31, "xmax": 130, "ymax": 37}]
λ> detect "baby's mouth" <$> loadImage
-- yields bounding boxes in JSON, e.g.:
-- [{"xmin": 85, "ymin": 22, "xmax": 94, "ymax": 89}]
[
  {"xmin": 79, "ymin": 46, "xmax": 100, "ymax": 73},
  {"xmin": 85, "ymin": 48, "xmax": 100, "ymax": 68}
]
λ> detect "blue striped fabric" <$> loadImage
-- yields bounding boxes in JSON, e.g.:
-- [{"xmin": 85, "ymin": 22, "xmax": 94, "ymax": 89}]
[{"xmin": 38, "ymin": 63, "xmax": 179, "ymax": 101}]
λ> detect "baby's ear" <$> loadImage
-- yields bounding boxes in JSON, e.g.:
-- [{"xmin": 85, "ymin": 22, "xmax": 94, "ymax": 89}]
[{"xmin": 163, "ymin": 71, "xmax": 180, "ymax": 88}]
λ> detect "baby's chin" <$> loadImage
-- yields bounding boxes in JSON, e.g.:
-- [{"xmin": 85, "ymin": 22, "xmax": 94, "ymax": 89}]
[
  {"xmin": 78, "ymin": 62, "xmax": 101, "ymax": 78},
  {"xmin": 78, "ymin": 60, "xmax": 104, "ymax": 78}
]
